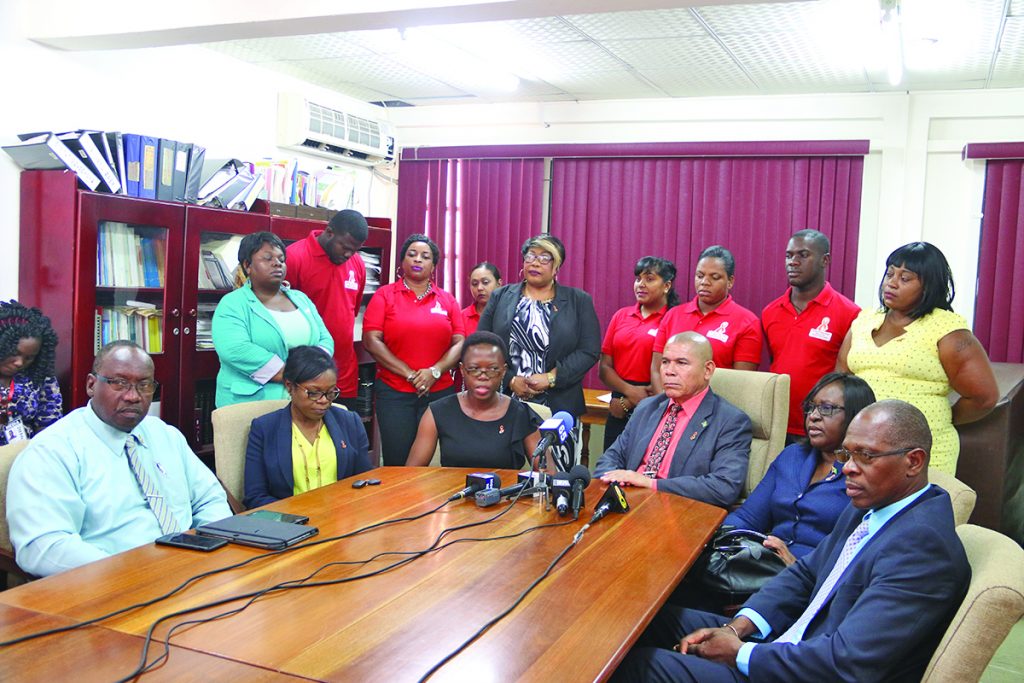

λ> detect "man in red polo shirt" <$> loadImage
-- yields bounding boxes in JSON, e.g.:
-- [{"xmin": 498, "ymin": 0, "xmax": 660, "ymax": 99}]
[
  {"xmin": 285, "ymin": 209, "xmax": 369, "ymax": 404},
  {"xmin": 761, "ymin": 229, "xmax": 860, "ymax": 442}
]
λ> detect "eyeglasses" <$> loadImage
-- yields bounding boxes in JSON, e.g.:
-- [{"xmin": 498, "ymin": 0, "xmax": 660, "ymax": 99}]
[
  {"xmin": 95, "ymin": 375, "xmax": 159, "ymax": 396},
  {"xmin": 835, "ymin": 446, "xmax": 915, "ymax": 466},
  {"xmin": 462, "ymin": 365, "xmax": 505, "ymax": 379},
  {"xmin": 523, "ymin": 252, "xmax": 554, "ymax": 265},
  {"xmin": 802, "ymin": 402, "xmax": 845, "ymax": 418},
  {"xmin": 299, "ymin": 385, "xmax": 342, "ymax": 402}
]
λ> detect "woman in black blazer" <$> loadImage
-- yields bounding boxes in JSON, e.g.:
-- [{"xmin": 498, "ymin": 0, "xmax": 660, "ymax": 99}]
[
  {"xmin": 479, "ymin": 234, "xmax": 601, "ymax": 425},
  {"xmin": 244, "ymin": 346, "xmax": 372, "ymax": 508}
]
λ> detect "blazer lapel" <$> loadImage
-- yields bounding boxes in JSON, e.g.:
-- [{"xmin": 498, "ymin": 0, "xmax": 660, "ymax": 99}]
[
  {"xmin": 666, "ymin": 391, "xmax": 716, "ymax": 475},
  {"xmin": 323, "ymin": 408, "xmax": 345, "ymax": 476},
  {"xmin": 272, "ymin": 408, "xmax": 295, "ymax": 492},
  {"xmin": 628, "ymin": 395, "xmax": 670, "ymax": 471}
]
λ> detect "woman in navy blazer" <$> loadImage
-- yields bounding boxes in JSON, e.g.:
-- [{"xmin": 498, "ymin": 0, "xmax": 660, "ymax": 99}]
[{"xmin": 244, "ymin": 346, "xmax": 372, "ymax": 508}]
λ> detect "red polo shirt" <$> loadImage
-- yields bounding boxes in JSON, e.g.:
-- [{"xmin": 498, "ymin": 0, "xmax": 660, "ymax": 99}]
[
  {"xmin": 285, "ymin": 231, "xmax": 366, "ymax": 397},
  {"xmin": 762, "ymin": 282, "xmax": 860, "ymax": 435},
  {"xmin": 601, "ymin": 304, "xmax": 668, "ymax": 383},
  {"xmin": 653, "ymin": 296, "xmax": 762, "ymax": 368},
  {"xmin": 462, "ymin": 304, "xmax": 481, "ymax": 337},
  {"xmin": 363, "ymin": 281, "xmax": 465, "ymax": 393}
]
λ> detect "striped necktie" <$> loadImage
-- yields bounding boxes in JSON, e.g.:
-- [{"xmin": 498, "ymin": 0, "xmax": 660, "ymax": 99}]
[
  {"xmin": 124, "ymin": 435, "xmax": 180, "ymax": 535},
  {"xmin": 643, "ymin": 403, "xmax": 682, "ymax": 478},
  {"xmin": 774, "ymin": 514, "xmax": 872, "ymax": 644}
]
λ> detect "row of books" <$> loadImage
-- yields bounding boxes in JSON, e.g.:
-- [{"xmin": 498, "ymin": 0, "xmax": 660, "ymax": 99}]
[
  {"xmin": 95, "ymin": 305, "xmax": 164, "ymax": 354},
  {"xmin": 98, "ymin": 223, "xmax": 167, "ymax": 288},
  {"xmin": 4, "ymin": 131, "xmax": 364, "ymax": 213}
]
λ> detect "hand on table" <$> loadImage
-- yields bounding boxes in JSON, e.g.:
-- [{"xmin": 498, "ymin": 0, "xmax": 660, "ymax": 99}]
[{"xmin": 599, "ymin": 469, "xmax": 654, "ymax": 489}]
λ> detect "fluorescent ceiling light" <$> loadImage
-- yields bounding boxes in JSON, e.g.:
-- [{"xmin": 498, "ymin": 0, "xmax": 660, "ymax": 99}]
[
  {"xmin": 880, "ymin": 0, "xmax": 904, "ymax": 86},
  {"xmin": 394, "ymin": 27, "xmax": 520, "ymax": 93}
]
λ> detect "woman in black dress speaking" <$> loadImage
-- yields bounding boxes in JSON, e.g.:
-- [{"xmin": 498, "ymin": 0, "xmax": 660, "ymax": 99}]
[{"xmin": 405, "ymin": 331, "xmax": 544, "ymax": 469}]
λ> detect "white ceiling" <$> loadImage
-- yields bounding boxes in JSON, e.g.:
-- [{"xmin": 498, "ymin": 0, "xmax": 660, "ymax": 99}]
[{"xmin": 201, "ymin": 0, "xmax": 1024, "ymax": 106}]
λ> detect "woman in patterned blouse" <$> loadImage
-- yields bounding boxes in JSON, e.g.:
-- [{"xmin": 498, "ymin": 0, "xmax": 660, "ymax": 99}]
[{"xmin": 0, "ymin": 301, "xmax": 62, "ymax": 445}]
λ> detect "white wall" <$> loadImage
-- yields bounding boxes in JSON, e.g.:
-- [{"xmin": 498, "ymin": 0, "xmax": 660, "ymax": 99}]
[
  {"xmin": 390, "ymin": 89, "xmax": 1024, "ymax": 322},
  {"xmin": 0, "ymin": 1, "xmax": 398, "ymax": 300}
]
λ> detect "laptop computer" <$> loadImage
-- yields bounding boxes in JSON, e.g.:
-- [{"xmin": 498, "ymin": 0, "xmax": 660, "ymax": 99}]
[{"xmin": 195, "ymin": 514, "xmax": 319, "ymax": 550}]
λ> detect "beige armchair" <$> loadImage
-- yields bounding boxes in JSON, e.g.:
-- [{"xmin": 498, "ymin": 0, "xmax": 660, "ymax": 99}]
[
  {"xmin": 922, "ymin": 524, "xmax": 1024, "ymax": 682},
  {"xmin": 928, "ymin": 468, "xmax": 976, "ymax": 526},
  {"xmin": 0, "ymin": 439, "xmax": 33, "ymax": 586},
  {"xmin": 212, "ymin": 399, "xmax": 289, "ymax": 510},
  {"xmin": 708, "ymin": 368, "xmax": 790, "ymax": 496}
]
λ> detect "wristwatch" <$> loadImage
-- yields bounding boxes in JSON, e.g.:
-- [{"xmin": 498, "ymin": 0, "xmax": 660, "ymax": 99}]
[{"xmin": 430, "ymin": 366, "xmax": 441, "ymax": 380}]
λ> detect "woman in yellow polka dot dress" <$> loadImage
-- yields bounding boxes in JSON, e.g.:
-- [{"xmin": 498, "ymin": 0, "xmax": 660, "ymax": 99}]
[{"xmin": 836, "ymin": 242, "xmax": 998, "ymax": 474}]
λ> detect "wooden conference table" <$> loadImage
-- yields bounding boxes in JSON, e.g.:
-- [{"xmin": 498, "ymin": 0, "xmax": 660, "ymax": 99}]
[{"xmin": 0, "ymin": 467, "xmax": 724, "ymax": 682}]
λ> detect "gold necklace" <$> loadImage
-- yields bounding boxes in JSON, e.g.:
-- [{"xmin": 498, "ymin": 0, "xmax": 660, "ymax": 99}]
[{"xmin": 293, "ymin": 428, "xmax": 323, "ymax": 491}]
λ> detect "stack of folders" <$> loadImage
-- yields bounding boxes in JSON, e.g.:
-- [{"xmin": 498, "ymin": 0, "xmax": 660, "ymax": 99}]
[
  {"xmin": 361, "ymin": 251, "xmax": 382, "ymax": 296},
  {"xmin": 3, "ymin": 130, "xmax": 208, "ymax": 204},
  {"xmin": 196, "ymin": 158, "xmax": 264, "ymax": 211}
]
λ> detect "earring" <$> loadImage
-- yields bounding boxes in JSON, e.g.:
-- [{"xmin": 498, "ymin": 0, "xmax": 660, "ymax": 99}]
[
  {"xmin": 396, "ymin": 266, "xmax": 405, "ymax": 280},
  {"xmin": 518, "ymin": 269, "xmax": 525, "ymax": 280}
]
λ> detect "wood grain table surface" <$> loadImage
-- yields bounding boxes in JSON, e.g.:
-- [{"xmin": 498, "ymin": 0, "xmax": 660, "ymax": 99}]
[{"xmin": 0, "ymin": 467, "xmax": 724, "ymax": 682}]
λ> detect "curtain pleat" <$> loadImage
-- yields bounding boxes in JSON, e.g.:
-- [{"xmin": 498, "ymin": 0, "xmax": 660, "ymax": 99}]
[
  {"xmin": 551, "ymin": 156, "xmax": 864, "ymax": 387},
  {"xmin": 975, "ymin": 160, "xmax": 1024, "ymax": 362}
]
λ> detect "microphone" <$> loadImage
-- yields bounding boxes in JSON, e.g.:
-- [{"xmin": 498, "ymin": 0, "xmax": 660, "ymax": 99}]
[
  {"xmin": 530, "ymin": 411, "xmax": 575, "ymax": 461},
  {"xmin": 549, "ymin": 470, "xmax": 572, "ymax": 516},
  {"xmin": 590, "ymin": 483, "xmax": 630, "ymax": 524},
  {"xmin": 568, "ymin": 465, "xmax": 591, "ymax": 520},
  {"xmin": 449, "ymin": 472, "xmax": 501, "ymax": 502},
  {"xmin": 475, "ymin": 481, "xmax": 529, "ymax": 507}
]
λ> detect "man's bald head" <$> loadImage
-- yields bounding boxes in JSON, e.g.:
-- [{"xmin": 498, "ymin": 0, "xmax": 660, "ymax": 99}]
[{"xmin": 665, "ymin": 331, "xmax": 713, "ymax": 364}]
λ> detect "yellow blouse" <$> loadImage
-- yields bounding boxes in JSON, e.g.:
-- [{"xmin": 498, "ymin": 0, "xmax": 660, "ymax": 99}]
[
  {"xmin": 291, "ymin": 423, "xmax": 338, "ymax": 495},
  {"xmin": 846, "ymin": 308, "xmax": 968, "ymax": 474}
]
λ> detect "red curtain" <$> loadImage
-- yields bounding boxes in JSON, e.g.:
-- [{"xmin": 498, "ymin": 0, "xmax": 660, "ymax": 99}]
[
  {"xmin": 551, "ymin": 156, "xmax": 864, "ymax": 387},
  {"xmin": 974, "ymin": 159, "xmax": 1024, "ymax": 363},
  {"xmin": 396, "ymin": 159, "xmax": 545, "ymax": 303}
]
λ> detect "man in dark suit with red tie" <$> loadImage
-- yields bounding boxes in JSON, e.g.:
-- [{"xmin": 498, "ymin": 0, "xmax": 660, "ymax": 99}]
[
  {"xmin": 613, "ymin": 399, "xmax": 971, "ymax": 682},
  {"xmin": 594, "ymin": 331, "xmax": 752, "ymax": 508}
]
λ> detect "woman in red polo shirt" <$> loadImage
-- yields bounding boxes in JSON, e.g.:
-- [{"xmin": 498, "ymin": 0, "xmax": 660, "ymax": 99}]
[
  {"xmin": 362, "ymin": 234, "xmax": 466, "ymax": 465},
  {"xmin": 461, "ymin": 262, "xmax": 502, "ymax": 337},
  {"xmin": 599, "ymin": 256, "xmax": 679, "ymax": 449},
  {"xmin": 651, "ymin": 245, "xmax": 762, "ymax": 390}
]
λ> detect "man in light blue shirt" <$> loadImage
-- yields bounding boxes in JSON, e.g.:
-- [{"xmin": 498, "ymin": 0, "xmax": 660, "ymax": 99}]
[
  {"xmin": 7, "ymin": 341, "xmax": 231, "ymax": 577},
  {"xmin": 614, "ymin": 400, "xmax": 970, "ymax": 682}
]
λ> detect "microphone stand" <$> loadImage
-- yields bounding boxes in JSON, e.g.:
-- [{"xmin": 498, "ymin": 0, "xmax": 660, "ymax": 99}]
[{"xmin": 523, "ymin": 446, "xmax": 553, "ymax": 511}]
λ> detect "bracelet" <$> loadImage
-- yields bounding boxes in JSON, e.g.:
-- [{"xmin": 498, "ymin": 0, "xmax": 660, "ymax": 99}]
[
  {"xmin": 547, "ymin": 372, "xmax": 556, "ymax": 389},
  {"xmin": 618, "ymin": 396, "xmax": 630, "ymax": 413},
  {"xmin": 723, "ymin": 623, "xmax": 740, "ymax": 638}
]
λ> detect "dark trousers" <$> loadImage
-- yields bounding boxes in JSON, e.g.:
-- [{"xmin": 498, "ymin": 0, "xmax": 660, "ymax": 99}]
[
  {"xmin": 374, "ymin": 380, "xmax": 455, "ymax": 466},
  {"xmin": 612, "ymin": 606, "xmax": 748, "ymax": 683}
]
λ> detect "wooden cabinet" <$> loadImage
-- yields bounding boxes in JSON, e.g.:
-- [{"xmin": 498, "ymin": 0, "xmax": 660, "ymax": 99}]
[{"xmin": 19, "ymin": 169, "xmax": 392, "ymax": 459}]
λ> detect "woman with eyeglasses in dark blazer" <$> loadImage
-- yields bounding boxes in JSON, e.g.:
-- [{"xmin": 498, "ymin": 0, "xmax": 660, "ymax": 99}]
[{"xmin": 244, "ymin": 346, "xmax": 371, "ymax": 508}]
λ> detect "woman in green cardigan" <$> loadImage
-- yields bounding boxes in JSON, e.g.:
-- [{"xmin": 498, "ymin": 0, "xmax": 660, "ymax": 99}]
[{"xmin": 211, "ymin": 232, "xmax": 333, "ymax": 407}]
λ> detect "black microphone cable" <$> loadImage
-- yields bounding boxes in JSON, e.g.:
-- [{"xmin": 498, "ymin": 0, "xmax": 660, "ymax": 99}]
[
  {"xmin": 416, "ymin": 524, "xmax": 587, "ymax": 683},
  {"xmin": 0, "ymin": 496, "xmax": 456, "ymax": 649},
  {"xmin": 114, "ymin": 489, "xmax": 557, "ymax": 681}
]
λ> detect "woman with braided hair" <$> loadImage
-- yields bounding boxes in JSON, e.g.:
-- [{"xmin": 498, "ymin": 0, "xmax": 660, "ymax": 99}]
[{"xmin": 0, "ymin": 301, "xmax": 62, "ymax": 445}]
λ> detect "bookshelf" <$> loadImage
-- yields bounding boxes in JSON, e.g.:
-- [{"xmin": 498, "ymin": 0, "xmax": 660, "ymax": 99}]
[{"xmin": 19, "ymin": 169, "xmax": 392, "ymax": 462}]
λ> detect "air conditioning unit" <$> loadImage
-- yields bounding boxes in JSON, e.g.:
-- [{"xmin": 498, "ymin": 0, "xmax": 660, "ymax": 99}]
[{"xmin": 277, "ymin": 93, "xmax": 396, "ymax": 166}]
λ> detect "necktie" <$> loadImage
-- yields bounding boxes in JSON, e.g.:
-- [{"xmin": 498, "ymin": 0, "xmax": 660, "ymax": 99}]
[
  {"xmin": 125, "ymin": 435, "xmax": 180, "ymax": 535},
  {"xmin": 644, "ymin": 403, "xmax": 682, "ymax": 478},
  {"xmin": 774, "ymin": 514, "xmax": 872, "ymax": 644}
]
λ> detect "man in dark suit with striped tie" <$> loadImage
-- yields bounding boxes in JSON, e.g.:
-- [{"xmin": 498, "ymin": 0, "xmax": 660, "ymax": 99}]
[
  {"xmin": 613, "ymin": 399, "xmax": 971, "ymax": 682},
  {"xmin": 594, "ymin": 331, "xmax": 752, "ymax": 508}
]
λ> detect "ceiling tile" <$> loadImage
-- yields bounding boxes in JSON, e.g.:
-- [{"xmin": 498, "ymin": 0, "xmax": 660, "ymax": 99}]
[
  {"xmin": 600, "ymin": 35, "xmax": 734, "ymax": 70},
  {"xmin": 639, "ymin": 67, "xmax": 757, "ymax": 97},
  {"xmin": 541, "ymin": 68, "xmax": 664, "ymax": 99},
  {"xmin": 993, "ymin": 17, "xmax": 1024, "ymax": 81},
  {"xmin": 565, "ymin": 9, "xmax": 706, "ymax": 40}
]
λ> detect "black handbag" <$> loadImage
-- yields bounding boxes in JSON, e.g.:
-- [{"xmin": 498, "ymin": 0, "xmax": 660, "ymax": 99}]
[{"xmin": 697, "ymin": 527, "xmax": 788, "ymax": 602}]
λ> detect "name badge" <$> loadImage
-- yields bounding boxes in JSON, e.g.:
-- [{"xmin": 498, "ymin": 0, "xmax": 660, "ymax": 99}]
[
  {"xmin": 808, "ymin": 316, "xmax": 833, "ymax": 342},
  {"xmin": 706, "ymin": 322, "xmax": 730, "ymax": 343},
  {"xmin": 4, "ymin": 417, "xmax": 29, "ymax": 444}
]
